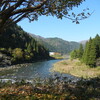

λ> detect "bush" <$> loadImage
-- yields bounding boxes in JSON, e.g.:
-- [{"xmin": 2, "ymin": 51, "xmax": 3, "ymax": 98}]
[
  {"xmin": 12, "ymin": 48, "xmax": 23, "ymax": 60},
  {"xmin": 96, "ymin": 58, "xmax": 100, "ymax": 66},
  {"xmin": 0, "ymin": 48, "xmax": 7, "ymax": 53}
]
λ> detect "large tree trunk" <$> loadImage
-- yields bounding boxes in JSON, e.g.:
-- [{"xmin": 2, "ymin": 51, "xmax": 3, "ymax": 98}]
[
  {"xmin": 0, "ymin": 18, "xmax": 6, "ymax": 34},
  {"xmin": 0, "ymin": 20, "xmax": 4, "ymax": 34}
]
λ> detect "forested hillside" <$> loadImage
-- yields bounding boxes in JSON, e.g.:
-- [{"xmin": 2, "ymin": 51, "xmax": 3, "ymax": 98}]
[
  {"xmin": 0, "ymin": 24, "xmax": 49, "ymax": 66},
  {"xmin": 30, "ymin": 34, "xmax": 80, "ymax": 54},
  {"xmin": 70, "ymin": 34, "xmax": 100, "ymax": 67}
]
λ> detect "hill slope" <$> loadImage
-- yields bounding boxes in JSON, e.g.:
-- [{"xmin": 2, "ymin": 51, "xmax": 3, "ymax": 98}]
[
  {"xmin": 0, "ymin": 24, "xmax": 49, "ymax": 66},
  {"xmin": 30, "ymin": 34, "xmax": 80, "ymax": 54}
]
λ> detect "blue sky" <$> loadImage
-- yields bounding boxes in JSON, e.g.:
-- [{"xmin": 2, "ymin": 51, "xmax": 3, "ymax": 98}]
[{"xmin": 18, "ymin": 0, "xmax": 100, "ymax": 42}]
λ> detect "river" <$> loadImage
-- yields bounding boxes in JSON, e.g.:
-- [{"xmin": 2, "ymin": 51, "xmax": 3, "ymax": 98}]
[{"xmin": 0, "ymin": 59, "xmax": 78, "ymax": 82}]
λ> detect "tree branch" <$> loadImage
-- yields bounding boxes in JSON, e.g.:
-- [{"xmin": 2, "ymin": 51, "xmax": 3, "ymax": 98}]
[
  {"xmin": 14, "ymin": 13, "xmax": 28, "ymax": 23},
  {"xmin": 11, "ymin": 1, "xmax": 47, "ymax": 16},
  {"xmin": 1, "ymin": 0, "xmax": 25, "ymax": 15},
  {"xmin": 2, "ymin": 1, "xmax": 9, "ymax": 11}
]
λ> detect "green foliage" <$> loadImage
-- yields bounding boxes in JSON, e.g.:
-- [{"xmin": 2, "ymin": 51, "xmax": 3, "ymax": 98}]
[
  {"xmin": 70, "ymin": 49, "xmax": 79, "ymax": 60},
  {"xmin": 82, "ymin": 41, "xmax": 89, "ymax": 64},
  {"xmin": 31, "ymin": 36, "xmax": 80, "ymax": 54},
  {"xmin": 82, "ymin": 37, "xmax": 98, "ymax": 67},
  {"xmin": 0, "ymin": 24, "xmax": 50, "ymax": 65},
  {"xmin": 0, "ymin": 48, "xmax": 7, "ymax": 53},
  {"xmin": 70, "ymin": 49, "xmax": 79, "ymax": 59},
  {"xmin": 86, "ymin": 40, "xmax": 96, "ymax": 67},
  {"xmin": 8, "ymin": 48, "xmax": 12, "ymax": 54},
  {"xmin": 70, "ymin": 34, "xmax": 100, "ymax": 67},
  {"xmin": 0, "ymin": 0, "xmax": 89, "ymax": 33},
  {"xmin": 94, "ymin": 34, "xmax": 100, "ymax": 58},
  {"xmin": 78, "ymin": 44, "xmax": 84, "ymax": 59}
]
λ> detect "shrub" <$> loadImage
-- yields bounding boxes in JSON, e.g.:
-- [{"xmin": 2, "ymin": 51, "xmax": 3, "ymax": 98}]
[
  {"xmin": 12, "ymin": 48, "xmax": 23, "ymax": 60},
  {"xmin": 0, "ymin": 48, "xmax": 7, "ymax": 53},
  {"xmin": 96, "ymin": 58, "xmax": 100, "ymax": 66}
]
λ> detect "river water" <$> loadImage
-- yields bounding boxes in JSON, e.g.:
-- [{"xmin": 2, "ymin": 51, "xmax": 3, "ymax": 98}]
[{"xmin": 0, "ymin": 60, "xmax": 78, "ymax": 82}]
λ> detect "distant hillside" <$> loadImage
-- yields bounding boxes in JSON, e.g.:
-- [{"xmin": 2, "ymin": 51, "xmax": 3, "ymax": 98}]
[
  {"xmin": 79, "ymin": 40, "xmax": 88, "ymax": 45},
  {"xmin": 0, "ymin": 24, "xmax": 49, "ymax": 66},
  {"xmin": 30, "ymin": 34, "xmax": 80, "ymax": 54}
]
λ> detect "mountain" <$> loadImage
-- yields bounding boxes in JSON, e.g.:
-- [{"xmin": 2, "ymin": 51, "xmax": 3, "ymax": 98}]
[
  {"xmin": 79, "ymin": 40, "xmax": 88, "ymax": 45},
  {"xmin": 29, "ymin": 34, "xmax": 80, "ymax": 54}
]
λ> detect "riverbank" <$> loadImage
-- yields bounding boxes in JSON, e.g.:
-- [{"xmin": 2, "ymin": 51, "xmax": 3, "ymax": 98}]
[
  {"xmin": 51, "ymin": 59, "xmax": 100, "ymax": 78},
  {"xmin": 0, "ymin": 63, "xmax": 33, "ymax": 76},
  {"xmin": 0, "ymin": 59, "xmax": 58, "ymax": 79},
  {"xmin": 0, "ymin": 57, "xmax": 54, "ymax": 76},
  {"xmin": 0, "ymin": 76, "xmax": 100, "ymax": 100}
]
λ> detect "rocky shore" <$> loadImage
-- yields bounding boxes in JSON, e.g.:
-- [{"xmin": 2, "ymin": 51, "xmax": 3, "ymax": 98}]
[{"xmin": 0, "ymin": 53, "xmax": 11, "ymax": 67}]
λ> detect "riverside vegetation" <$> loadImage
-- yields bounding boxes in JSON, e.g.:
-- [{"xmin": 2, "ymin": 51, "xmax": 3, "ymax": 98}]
[
  {"xmin": 0, "ymin": 0, "xmax": 99, "ymax": 99},
  {"xmin": 52, "ymin": 59, "xmax": 100, "ymax": 78},
  {"xmin": 0, "ymin": 31, "xmax": 100, "ymax": 99},
  {"xmin": 0, "ymin": 24, "xmax": 50, "ymax": 67},
  {"xmin": 48, "ymin": 35, "xmax": 100, "ymax": 99},
  {"xmin": 52, "ymin": 34, "xmax": 100, "ymax": 79},
  {"xmin": 70, "ymin": 34, "xmax": 100, "ymax": 67}
]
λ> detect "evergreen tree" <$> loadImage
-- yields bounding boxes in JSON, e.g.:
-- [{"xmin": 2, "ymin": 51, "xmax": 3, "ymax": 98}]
[
  {"xmin": 82, "ymin": 38, "xmax": 92, "ymax": 65},
  {"xmin": 94, "ymin": 34, "xmax": 100, "ymax": 58},
  {"xmin": 70, "ymin": 49, "xmax": 78, "ymax": 60},
  {"xmin": 87, "ymin": 40, "xmax": 96, "ymax": 67},
  {"xmin": 78, "ymin": 44, "xmax": 84, "ymax": 59},
  {"xmin": 27, "ymin": 43, "xmax": 32, "ymax": 53},
  {"xmin": 82, "ymin": 38, "xmax": 97, "ymax": 67},
  {"xmin": 76, "ymin": 34, "xmax": 100, "ymax": 67}
]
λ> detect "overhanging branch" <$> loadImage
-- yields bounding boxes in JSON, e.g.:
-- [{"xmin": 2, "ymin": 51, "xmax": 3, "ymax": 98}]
[{"xmin": 11, "ymin": 1, "xmax": 47, "ymax": 16}]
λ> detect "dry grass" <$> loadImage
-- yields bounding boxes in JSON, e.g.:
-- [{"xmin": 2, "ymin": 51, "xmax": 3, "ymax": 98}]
[{"xmin": 51, "ymin": 59, "xmax": 100, "ymax": 78}]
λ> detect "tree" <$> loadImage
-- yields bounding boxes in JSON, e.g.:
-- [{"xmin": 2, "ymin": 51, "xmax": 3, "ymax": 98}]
[
  {"xmin": 0, "ymin": 0, "xmax": 90, "ymax": 34},
  {"xmin": 82, "ymin": 38, "xmax": 97, "ymax": 67},
  {"xmin": 82, "ymin": 38, "xmax": 92, "ymax": 65},
  {"xmin": 70, "ymin": 49, "xmax": 78, "ymax": 60},
  {"xmin": 78, "ymin": 44, "xmax": 84, "ymax": 59},
  {"xmin": 94, "ymin": 34, "xmax": 100, "ymax": 58},
  {"xmin": 82, "ymin": 41, "xmax": 88, "ymax": 63},
  {"xmin": 12, "ymin": 48, "xmax": 23, "ymax": 60},
  {"xmin": 87, "ymin": 40, "xmax": 96, "ymax": 67}
]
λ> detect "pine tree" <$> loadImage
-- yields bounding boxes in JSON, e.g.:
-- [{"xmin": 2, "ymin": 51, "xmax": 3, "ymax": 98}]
[
  {"xmin": 70, "ymin": 49, "xmax": 78, "ymax": 60},
  {"xmin": 82, "ymin": 38, "xmax": 92, "ymax": 65},
  {"xmin": 27, "ymin": 43, "xmax": 32, "ymax": 53},
  {"xmin": 82, "ymin": 42, "xmax": 88, "ymax": 63},
  {"xmin": 87, "ymin": 40, "xmax": 96, "ymax": 67},
  {"xmin": 94, "ymin": 34, "xmax": 100, "ymax": 58},
  {"xmin": 78, "ymin": 44, "xmax": 84, "ymax": 59},
  {"xmin": 82, "ymin": 38, "xmax": 96, "ymax": 67}
]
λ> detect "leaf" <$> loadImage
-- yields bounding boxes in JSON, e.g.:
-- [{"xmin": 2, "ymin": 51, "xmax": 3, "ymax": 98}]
[{"xmin": 76, "ymin": 21, "xmax": 79, "ymax": 24}]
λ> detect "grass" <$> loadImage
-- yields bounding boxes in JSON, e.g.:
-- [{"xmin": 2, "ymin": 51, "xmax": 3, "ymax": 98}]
[
  {"xmin": 51, "ymin": 59, "xmax": 100, "ymax": 78},
  {"xmin": 50, "ymin": 54, "xmax": 65, "ymax": 59}
]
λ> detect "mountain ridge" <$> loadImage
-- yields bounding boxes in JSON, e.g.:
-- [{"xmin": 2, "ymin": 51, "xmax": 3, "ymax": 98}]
[{"xmin": 29, "ymin": 33, "xmax": 80, "ymax": 54}]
